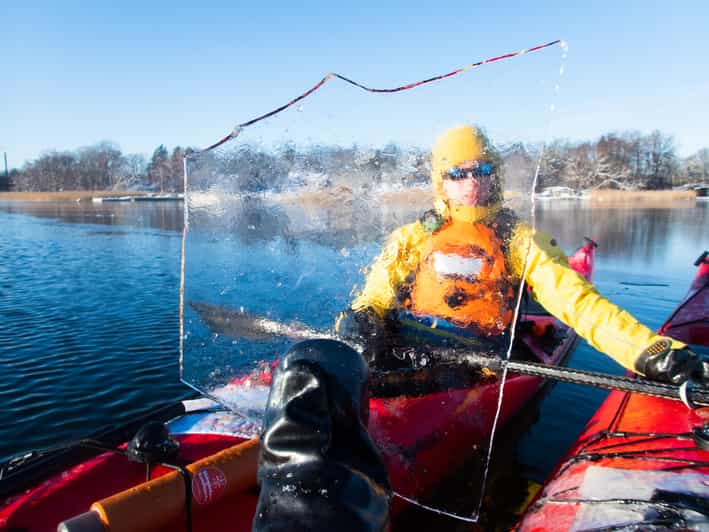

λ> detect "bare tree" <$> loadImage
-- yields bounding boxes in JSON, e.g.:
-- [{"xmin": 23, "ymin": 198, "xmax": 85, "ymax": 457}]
[
  {"xmin": 114, "ymin": 153, "xmax": 147, "ymax": 190},
  {"xmin": 75, "ymin": 142, "xmax": 122, "ymax": 190},
  {"xmin": 683, "ymin": 148, "xmax": 709, "ymax": 182},
  {"xmin": 646, "ymin": 130, "xmax": 677, "ymax": 189},
  {"xmin": 564, "ymin": 142, "xmax": 597, "ymax": 189}
]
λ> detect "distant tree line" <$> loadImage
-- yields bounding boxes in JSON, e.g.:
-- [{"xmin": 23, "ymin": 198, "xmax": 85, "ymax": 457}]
[
  {"xmin": 531, "ymin": 130, "xmax": 709, "ymax": 190},
  {"xmin": 6, "ymin": 129, "xmax": 709, "ymax": 193},
  {"xmin": 8, "ymin": 143, "xmax": 190, "ymax": 193}
]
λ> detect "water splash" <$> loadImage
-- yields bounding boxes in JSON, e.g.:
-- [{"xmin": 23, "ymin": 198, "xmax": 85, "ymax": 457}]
[{"xmin": 471, "ymin": 38, "xmax": 570, "ymax": 522}]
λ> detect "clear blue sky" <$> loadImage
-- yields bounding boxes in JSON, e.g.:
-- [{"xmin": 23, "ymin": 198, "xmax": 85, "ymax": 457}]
[{"xmin": 3, "ymin": 1, "xmax": 708, "ymax": 167}]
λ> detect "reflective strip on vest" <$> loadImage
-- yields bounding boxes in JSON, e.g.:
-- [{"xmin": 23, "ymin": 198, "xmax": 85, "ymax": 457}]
[{"xmin": 432, "ymin": 251, "xmax": 484, "ymax": 279}]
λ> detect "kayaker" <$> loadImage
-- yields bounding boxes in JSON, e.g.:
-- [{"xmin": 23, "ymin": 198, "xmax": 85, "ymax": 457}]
[{"xmin": 337, "ymin": 125, "xmax": 708, "ymax": 385}]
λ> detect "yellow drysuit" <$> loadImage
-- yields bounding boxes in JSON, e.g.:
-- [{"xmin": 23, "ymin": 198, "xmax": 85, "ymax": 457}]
[{"xmin": 348, "ymin": 126, "xmax": 684, "ymax": 372}]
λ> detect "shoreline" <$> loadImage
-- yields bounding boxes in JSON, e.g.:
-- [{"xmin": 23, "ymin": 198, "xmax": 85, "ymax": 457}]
[
  {"xmin": 0, "ymin": 191, "xmax": 154, "ymax": 202},
  {"xmin": 0, "ymin": 188, "xmax": 698, "ymax": 205},
  {"xmin": 587, "ymin": 189, "xmax": 696, "ymax": 203}
]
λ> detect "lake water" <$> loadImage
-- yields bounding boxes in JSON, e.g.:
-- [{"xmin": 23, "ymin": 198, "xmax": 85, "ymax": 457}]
[{"xmin": 0, "ymin": 198, "xmax": 707, "ymax": 486}]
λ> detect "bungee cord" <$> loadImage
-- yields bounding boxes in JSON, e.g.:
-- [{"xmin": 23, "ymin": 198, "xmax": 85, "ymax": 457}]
[{"xmin": 187, "ymin": 39, "xmax": 562, "ymax": 156}]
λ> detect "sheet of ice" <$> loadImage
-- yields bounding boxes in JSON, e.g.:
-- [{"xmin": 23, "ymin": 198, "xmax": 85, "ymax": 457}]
[
  {"xmin": 571, "ymin": 466, "xmax": 709, "ymax": 532},
  {"xmin": 578, "ymin": 466, "xmax": 709, "ymax": 500},
  {"xmin": 169, "ymin": 411, "xmax": 261, "ymax": 439}
]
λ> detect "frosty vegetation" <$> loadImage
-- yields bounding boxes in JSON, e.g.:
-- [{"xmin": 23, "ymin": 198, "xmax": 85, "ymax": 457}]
[
  {"xmin": 535, "ymin": 131, "xmax": 709, "ymax": 191},
  {"xmin": 4, "ymin": 130, "xmax": 709, "ymax": 193},
  {"xmin": 4, "ymin": 144, "xmax": 189, "ymax": 193}
]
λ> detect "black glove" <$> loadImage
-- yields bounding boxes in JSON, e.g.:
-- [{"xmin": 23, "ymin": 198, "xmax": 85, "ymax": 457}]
[
  {"xmin": 335, "ymin": 308, "xmax": 398, "ymax": 367},
  {"xmin": 635, "ymin": 339, "xmax": 709, "ymax": 385},
  {"xmin": 336, "ymin": 308, "xmax": 382, "ymax": 340},
  {"xmin": 253, "ymin": 339, "xmax": 391, "ymax": 532}
]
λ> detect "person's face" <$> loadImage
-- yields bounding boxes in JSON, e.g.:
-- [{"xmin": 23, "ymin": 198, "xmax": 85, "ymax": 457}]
[{"xmin": 441, "ymin": 160, "xmax": 495, "ymax": 206}]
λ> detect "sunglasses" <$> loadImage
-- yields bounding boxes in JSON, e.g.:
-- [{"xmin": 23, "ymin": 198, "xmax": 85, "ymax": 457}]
[{"xmin": 444, "ymin": 162, "xmax": 495, "ymax": 181}]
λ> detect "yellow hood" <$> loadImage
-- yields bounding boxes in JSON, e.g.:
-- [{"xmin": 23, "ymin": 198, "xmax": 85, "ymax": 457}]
[{"xmin": 430, "ymin": 125, "xmax": 501, "ymax": 222}]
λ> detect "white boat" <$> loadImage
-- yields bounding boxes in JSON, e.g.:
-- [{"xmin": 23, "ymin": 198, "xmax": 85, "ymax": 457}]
[
  {"xmin": 534, "ymin": 186, "xmax": 584, "ymax": 200},
  {"xmin": 92, "ymin": 196, "xmax": 133, "ymax": 203},
  {"xmin": 133, "ymin": 193, "xmax": 184, "ymax": 202}
]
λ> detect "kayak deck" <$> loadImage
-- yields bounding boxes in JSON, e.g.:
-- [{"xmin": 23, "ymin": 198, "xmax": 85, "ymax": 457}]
[
  {"xmin": 517, "ymin": 388, "xmax": 709, "ymax": 531},
  {"xmin": 0, "ymin": 433, "xmax": 253, "ymax": 532}
]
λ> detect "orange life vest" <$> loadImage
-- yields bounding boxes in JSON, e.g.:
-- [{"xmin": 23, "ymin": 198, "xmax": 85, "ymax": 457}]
[{"xmin": 407, "ymin": 219, "xmax": 516, "ymax": 336}]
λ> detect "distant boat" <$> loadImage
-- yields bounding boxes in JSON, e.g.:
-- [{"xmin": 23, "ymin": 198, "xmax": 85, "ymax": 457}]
[
  {"xmin": 534, "ymin": 186, "xmax": 584, "ymax": 200},
  {"xmin": 92, "ymin": 193, "xmax": 184, "ymax": 203},
  {"xmin": 92, "ymin": 196, "xmax": 133, "ymax": 203},
  {"xmin": 674, "ymin": 183, "xmax": 709, "ymax": 198},
  {"xmin": 132, "ymin": 193, "xmax": 184, "ymax": 202}
]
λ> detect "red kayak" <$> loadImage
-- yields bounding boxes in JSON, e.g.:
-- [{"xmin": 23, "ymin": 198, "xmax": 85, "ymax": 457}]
[
  {"xmin": 517, "ymin": 251, "xmax": 709, "ymax": 531},
  {"xmin": 659, "ymin": 250, "xmax": 709, "ymax": 346},
  {"xmin": 0, "ymin": 239, "xmax": 597, "ymax": 531}
]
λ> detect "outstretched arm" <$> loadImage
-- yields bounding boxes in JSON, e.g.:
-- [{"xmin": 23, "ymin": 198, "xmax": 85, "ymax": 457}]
[{"xmin": 509, "ymin": 225, "xmax": 701, "ymax": 382}]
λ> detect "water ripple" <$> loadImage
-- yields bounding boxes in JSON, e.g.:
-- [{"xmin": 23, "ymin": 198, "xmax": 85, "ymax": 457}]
[{"xmin": 0, "ymin": 206, "xmax": 187, "ymax": 460}]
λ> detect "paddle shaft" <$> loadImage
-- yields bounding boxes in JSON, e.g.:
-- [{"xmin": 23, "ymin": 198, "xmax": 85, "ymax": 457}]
[
  {"xmin": 436, "ymin": 349, "xmax": 709, "ymax": 407},
  {"xmin": 190, "ymin": 301, "xmax": 709, "ymax": 407}
]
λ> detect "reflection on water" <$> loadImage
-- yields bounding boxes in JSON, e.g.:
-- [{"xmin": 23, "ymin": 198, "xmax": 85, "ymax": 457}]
[
  {"xmin": 3, "ymin": 198, "xmax": 704, "ymax": 274},
  {"xmin": 536, "ymin": 201, "xmax": 708, "ymax": 278},
  {"xmin": 0, "ymin": 202, "xmax": 188, "ymax": 463},
  {"xmin": 0, "ymin": 198, "xmax": 707, "ymax": 484},
  {"xmin": 0, "ymin": 200, "xmax": 184, "ymax": 232}
]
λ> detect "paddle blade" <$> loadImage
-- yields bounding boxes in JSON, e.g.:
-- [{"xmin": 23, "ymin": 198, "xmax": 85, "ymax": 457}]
[{"xmin": 189, "ymin": 301, "xmax": 327, "ymax": 342}]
